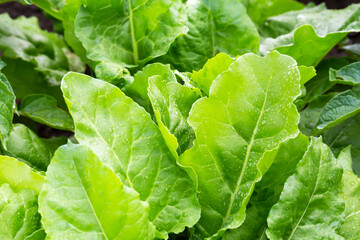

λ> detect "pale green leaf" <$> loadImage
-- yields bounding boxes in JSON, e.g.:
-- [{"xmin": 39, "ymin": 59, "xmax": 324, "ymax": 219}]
[
  {"xmin": 298, "ymin": 65, "xmax": 316, "ymax": 85},
  {"xmin": 61, "ymin": 72, "xmax": 200, "ymax": 237},
  {"xmin": 75, "ymin": 0, "xmax": 188, "ymax": 67},
  {"xmin": 39, "ymin": 143, "xmax": 155, "ymax": 239},
  {"xmin": 179, "ymin": 51, "xmax": 301, "ymax": 239},
  {"xmin": 260, "ymin": 4, "xmax": 360, "ymax": 66},
  {"xmin": 148, "ymin": 75, "xmax": 200, "ymax": 156},
  {"xmin": 164, "ymin": 0, "xmax": 259, "ymax": 71},
  {"xmin": 266, "ymin": 137, "xmax": 344, "ymax": 240},
  {"xmin": 123, "ymin": 63, "xmax": 177, "ymax": 114},
  {"xmin": 0, "ymin": 155, "xmax": 44, "ymax": 194},
  {"xmin": 191, "ymin": 53, "xmax": 234, "ymax": 96},
  {"xmin": 0, "ymin": 184, "xmax": 42, "ymax": 240},
  {"xmin": 94, "ymin": 61, "xmax": 131, "ymax": 88},
  {"xmin": 338, "ymin": 147, "xmax": 360, "ymax": 239},
  {"xmin": 19, "ymin": 94, "xmax": 74, "ymax": 131},
  {"xmin": 316, "ymin": 87, "xmax": 360, "ymax": 132}
]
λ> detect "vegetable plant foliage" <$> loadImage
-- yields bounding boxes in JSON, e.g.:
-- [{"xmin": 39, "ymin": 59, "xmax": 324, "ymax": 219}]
[{"xmin": 0, "ymin": 0, "xmax": 360, "ymax": 239}]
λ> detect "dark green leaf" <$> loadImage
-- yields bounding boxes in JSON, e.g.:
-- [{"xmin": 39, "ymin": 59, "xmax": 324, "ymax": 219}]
[{"xmin": 19, "ymin": 94, "xmax": 74, "ymax": 131}]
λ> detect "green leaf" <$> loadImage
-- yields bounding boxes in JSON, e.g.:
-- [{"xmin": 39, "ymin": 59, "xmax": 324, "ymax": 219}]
[
  {"xmin": 0, "ymin": 155, "xmax": 44, "ymax": 194},
  {"xmin": 329, "ymin": 61, "xmax": 360, "ymax": 86},
  {"xmin": 223, "ymin": 134, "xmax": 309, "ymax": 240},
  {"xmin": 337, "ymin": 147, "xmax": 360, "ymax": 239},
  {"xmin": 39, "ymin": 143, "xmax": 155, "ymax": 239},
  {"xmin": 239, "ymin": 0, "xmax": 304, "ymax": 26},
  {"xmin": 323, "ymin": 114, "xmax": 360, "ymax": 177},
  {"xmin": 0, "ymin": 184, "xmax": 43, "ymax": 240},
  {"xmin": 5, "ymin": 124, "xmax": 58, "ymax": 171},
  {"xmin": 163, "ymin": 0, "xmax": 259, "ymax": 72},
  {"xmin": 266, "ymin": 137, "xmax": 344, "ymax": 240},
  {"xmin": 75, "ymin": 0, "xmax": 188, "ymax": 67},
  {"xmin": 299, "ymin": 94, "xmax": 336, "ymax": 136},
  {"xmin": 61, "ymin": 72, "xmax": 200, "ymax": 237},
  {"xmin": 24, "ymin": 229, "xmax": 46, "ymax": 240},
  {"xmin": 303, "ymin": 57, "xmax": 353, "ymax": 104},
  {"xmin": 0, "ymin": 67, "xmax": 16, "ymax": 148},
  {"xmin": 1, "ymin": 58, "xmax": 64, "ymax": 106},
  {"xmin": 343, "ymin": 43, "xmax": 360, "ymax": 56},
  {"xmin": 298, "ymin": 65, "xmax": 316, "ymax": 85},
  {"xmin": 148, "ymin": 75, "xmax": 200, "ymax": 156},
  {"xmin": 123, "ymin": 63, "xmax": 177, "ymax": 114},
  {"xmin": 94, "ymin": 61, "xmax": 131, "ymax": 88},
  {"xmin": 26, "ymin": 0, "xmax": 64, "ymax": 20},
  {"xmin": 260, "ymin": 4, "xmax": 360, "ymax": 66},
  {"xmin": 316, "ymin": 87, "xmax": 360, "ymax": 132},
  {"xmin": 19, "ymin": 94, "xmax": 74, "ymax": 131},
  {"xmin": 179, "ymin": 51, "xmax": 301, "ymax": 239},
  {"xmin": 191, "ymin": 53, "xmax": 234, "ymax": 96},
  {"xmin": 0, "ymin": 13, "xmax": 84, "ymax": 82}
]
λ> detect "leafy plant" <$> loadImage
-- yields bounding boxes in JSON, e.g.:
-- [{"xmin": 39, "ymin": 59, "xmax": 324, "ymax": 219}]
[{"xmin": 0, "ymin": 0, "xmax": 360, "ymax": 239}]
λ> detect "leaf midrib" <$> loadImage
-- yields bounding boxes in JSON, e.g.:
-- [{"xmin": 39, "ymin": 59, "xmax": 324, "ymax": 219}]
[
  {"xmin": 72, "ymin": 156, "xmax": 109, "ymax": 240},
  {"xmin": 222, "ymin": 73, "xmax": 273, "ymax": 227},
  {"xmin": 287, "ymin": 150, "xmax": 321, "ymax": 240}
]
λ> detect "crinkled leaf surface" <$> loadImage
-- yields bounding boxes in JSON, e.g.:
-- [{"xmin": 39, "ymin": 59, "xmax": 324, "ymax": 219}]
[
  {"xmin": 260, "ymin": 4, "xmax": 360, "ymax": 66},
  {"xmin": 123, "ymin": 63, "xmax": 177, "ymax": 114},
  {"xmin": 316, "ymin": 87, "xmax": 360, "ymax": 132},
  {"xmin": 164, "ymin": 0, "xmax": 259, "ymax": 71},
  {"xmin": 0, "ymin": 66, "xmax": 15, "ymax": 148},
  {"xmin": 323, "ymin": 114, "xmax": 360, "ymax": 177},
  {"xmin": 266, "ymin": 137, "xmax": 344, "ymax": 240},
  {"xmin": 0, "ymin": 184, "xmax": 42, "ymax": 240},
  {"xmin": 337, "ymin": 147, "xmax": 360, "ymax": 239},
  {"xmin": 75, "ymin": 0, "xmax": 188, "ymax": 67},
  {"xmin": 39, "ymin": 143, "xmax": 155, "ymax": 240},
  {"xmin": 148, "ymin": 75, "xmax": 200, "ymax": 156},
  {"xmin": 223, "ymin": 134, "xmax": 309, "ymax": 240},
  {"xmin": 19, "ymin": 94, "xmax": 74, "ymax": 131},
  {"xmin": 179, "ymin": 51, "xmax": 301, "ymax": 239},
  {"xmin": 330, "ymin": 61, "xmax": 360, "ymax": 86},
  {"xmin": 190, "ymin": 53, "xmax": 234, "ymax": 96},
  {"xmin": 0, "ymin": 14, "xmax": 83, "ymax": 82},
  {"xmin": 61, "ymin": 72, "xmax": 200, "ymax": 237},
  {"xmin": 0, "ymin": 155, "xmax": 44, "ymax": 194},
  {"xmin": 5, "ymin": 124, "xmax": 56, "ymax": 171}
]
